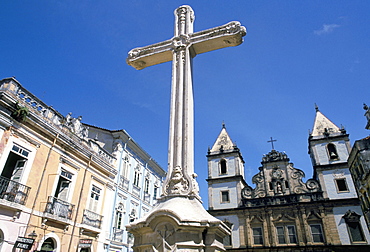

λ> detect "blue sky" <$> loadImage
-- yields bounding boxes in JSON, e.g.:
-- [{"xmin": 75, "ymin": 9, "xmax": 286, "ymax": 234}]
[{"xmin": 1, "ymin": 1, "xmax": 370, "ymax": 203}]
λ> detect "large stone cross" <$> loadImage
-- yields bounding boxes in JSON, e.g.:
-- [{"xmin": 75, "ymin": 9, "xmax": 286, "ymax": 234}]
[{"xmin": 127, "ymin": 5, "xmax": 246, "ymax": 197}]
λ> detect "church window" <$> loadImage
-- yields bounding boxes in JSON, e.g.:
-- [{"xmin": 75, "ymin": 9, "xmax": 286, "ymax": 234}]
[
  {"xmin": 221, "ymin": 191, "xmax": 230, "ymax": 203},
  {"xmin": 335, "ymin": 178, "xmax": 348, "ymax": 192},
  {"xmin": 220, "ymin": 159, "xmax": 227, "ymax": 175},
  {"xmin": 269, "ymin": 182, "xmax": 273, "ymax": 190},
  {"xmin": 252, "ymin": 227, "xmax": 264, "ymax": 245},
  {"xmin": 327, "ymin": 143, "xmax": 338, "ymax": 160},
  {"xmin": 276, "ymin": 225, "xmax": 297, "ymax": 244},
  {"xmin": 285, "ymin": 180, "xmax": 289, "ymax": 189},
  {"xmin": 343, "ymin": 210, "xmax": 366, "ymax": 243},
  {"xmin": 310, "ymin": 224, "xmax": 324, "ymax": 243}
]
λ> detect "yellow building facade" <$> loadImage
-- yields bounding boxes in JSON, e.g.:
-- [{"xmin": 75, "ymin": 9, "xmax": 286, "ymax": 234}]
[{"xmin": 0, "ymin": 77, "xmax": 117, "ymax": 251}]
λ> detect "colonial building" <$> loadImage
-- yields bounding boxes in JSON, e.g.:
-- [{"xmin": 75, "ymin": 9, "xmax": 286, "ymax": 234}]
[
  {"xmin": 86, "ymin": 125, "xmax": 166, "ymax": 252},
  {"xmin": 207, "ymin": 108, "xmax": 370, "ymax": 251},
  {"xmin": 348, "ymin": 104, "xmax": 370, "ymax": 231},
  {"xmin": 0, "ymin": 77, "xmax": 165, "ymax": 252}
]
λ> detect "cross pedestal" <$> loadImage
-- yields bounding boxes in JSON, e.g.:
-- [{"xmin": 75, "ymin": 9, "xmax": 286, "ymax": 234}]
[{"xmin": 126, "ymin": 5, "xmax": 246, "ymax": 252}]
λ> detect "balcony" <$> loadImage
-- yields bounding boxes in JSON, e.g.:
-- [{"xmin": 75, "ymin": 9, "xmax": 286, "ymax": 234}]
[
  {"xmin": 44, "ymin": 196, "xmax": 74, "ymax": 220},
  {"xmin": 112, "ymin": 227, "xmax": 125, "ymax": 243},
  {"xmin": 144, "ymin": 193, "xmax": 151, "ymax": 203},
  {"xmin": 82, "ymin": 209, "xmax": 103, "ymax": 229},
  {"xmin": 0, "ymin": 175, "xmax": 30, "ymax": 205},
  {"xmin": 119, "ymin": 177, "xmax": 129, "ymax": 191},
  {"xmin": 132, "ymin": 185, "xmax": 140, "ymax": 197}
]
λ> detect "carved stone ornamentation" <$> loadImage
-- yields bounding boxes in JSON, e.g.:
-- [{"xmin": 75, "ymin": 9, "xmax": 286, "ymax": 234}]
[{"xmin": 165, "ymin": 166, "xmax": 189, "ymax": 195}]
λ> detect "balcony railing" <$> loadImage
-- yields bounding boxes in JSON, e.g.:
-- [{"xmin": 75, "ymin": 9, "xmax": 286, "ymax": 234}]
[
  {"xmin": 82, "ymin": 209, "xmax": 103, "ymax": 229},
  {"xmin": 45, "ymin": 196, "xmax": 74, "ymax": 220},
  {"xmin": 112, "ymin": 227, "xmax": 125, "ymax": 243},
  {"xmin": 120, "ymin": 177, "xmax": 129, "ymax": 191},
  {"xmin": 0, "ymin": 176, "xmax": 31, "ymax": 205},
  {"xmin": 132, "ymin": 185, "xmax": 140, "ymax": 197},
  {"xmin": 144, "ymin": 193, "xmax": 151, "ymax": 203}
]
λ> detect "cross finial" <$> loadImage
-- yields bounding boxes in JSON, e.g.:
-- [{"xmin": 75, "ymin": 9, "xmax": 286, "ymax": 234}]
[{"xmin": 267, "ymin": 137, "xmax": 277, "ymax": 150}]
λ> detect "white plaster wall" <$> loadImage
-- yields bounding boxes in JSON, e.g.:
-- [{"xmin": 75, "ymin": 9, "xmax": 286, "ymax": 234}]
[
  {"xmin": 333, "ymin": 206, "xmax": 370, "ymax": 245},
  {"xmin": 213, "ymin": 214, "xmax": 240, "ymax": 248},
  {"xmin": 322, "ymin": 168, "xmax": 358, "ymax": 199},
  {"xmin": 210, "ymin": 181, "xmax": 239, "ymax": 209},
  {"xmin": 0, "ymin": 209, "xmax": 30, "ymax": 252}
]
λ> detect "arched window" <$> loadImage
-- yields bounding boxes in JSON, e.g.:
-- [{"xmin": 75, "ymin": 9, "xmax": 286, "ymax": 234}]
[
  {"xmin": 220, "ymin": 159, "xmax": 227, "ymax": 175},
  {"xmin": 327, "ymin": 143, "xmax": 338, "ymax": 160},
  {"xmin": 40, "ymin": 237, "xmax": 55, "ymax": 252}
]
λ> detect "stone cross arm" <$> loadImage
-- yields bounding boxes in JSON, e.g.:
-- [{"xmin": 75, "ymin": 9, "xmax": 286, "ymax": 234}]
[{"xmin": 127, "ymin": 21, "xmax": 246, "ymax": 70}]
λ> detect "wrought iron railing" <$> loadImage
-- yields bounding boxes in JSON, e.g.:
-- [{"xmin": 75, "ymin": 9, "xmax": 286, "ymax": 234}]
[
  {"xmin": 0, "ymin": 176, "xmax": 30, "ymax": 205},
  {"xmin": 112, "ymin": 227, "xmax": 125, "ymax": 243},
  {"xmin": 44, "ymin": 196, "xmax": 74, "ymax": 220},
  {"xmin": 82, "ymin": 209, "xmax": 103, "ymax": 229}
]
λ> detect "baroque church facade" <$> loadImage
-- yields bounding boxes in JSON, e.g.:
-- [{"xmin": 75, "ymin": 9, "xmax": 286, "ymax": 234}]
[
  {"xmin": 0, "ymin": 77, "xmax": 165, "ymax": 252},
  {"xmin": 207, "ymin": 108, "xmax": 370, "ymax": 251}
]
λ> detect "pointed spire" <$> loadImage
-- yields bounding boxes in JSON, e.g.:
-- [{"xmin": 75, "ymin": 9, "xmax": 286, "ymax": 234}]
[
  {"xmin": 210, "ymin": 125, "xmax": 234, "ymax": 153},
  {"xmin": 311, "ymin": 107, "xmax": 341, "ymax": 137}
]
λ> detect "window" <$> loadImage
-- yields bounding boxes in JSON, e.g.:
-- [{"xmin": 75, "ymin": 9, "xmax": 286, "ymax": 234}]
[
  {"xmin": 144, "ymin": 177, "xmax": 150, "ymax": 194},
  {"xmin": 88, "ymin": 185, "xmax": 101, "ymax": 213},
  {"xmin": 327, "ymin": 143, "xmax": 338, "ymax": 160},
  {"xmin": 335, "ymin": 178, "xmax": 348, "ymax": 192},
  {"xmin": 133, "ymin": 170, "xmax": 140, "ymax": 187},
  {"xmin": 252, "ymin": 227, "xmax": 263, "ymax": 245},
  {"xmin": 343, "ymin": 210, "xmax": 366, "ymax": 243},
  {"xmin": 1, "ymin": 144, "xmax": 29, "ymax": 183},
  {"xmin": 310, "ymin": 224, "xmax": 324, "ymax": 243},
  {"xmin": 153, "ymin": 185, "xmax": 159, "ymax": 199},
  {"xmin": 276, "ymin": 225, "xmax": 297, "ymax": 244},
  {"xmin": 54, "ymin": 169, "xmax": 73, "ymax": 201},
  {"xmin": 220, "ymin": 159, "xmax": 227, "ymax": 175},
  {"xmin": 221, "ymin": 191, "xmax": 230, "ymax": 203},
  {"xmin": 122, "ymin": 156, "xmax": 130, "ymax": 179},
  {"xmin": 114, "ymin": 203, "xmax": 124, "ymax": 230}
]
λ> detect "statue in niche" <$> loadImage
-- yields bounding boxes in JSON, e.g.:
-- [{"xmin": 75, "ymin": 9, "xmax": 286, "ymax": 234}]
[{"xmin": 276, "ymin": 182, "xmax": 282, "ymax": 194}]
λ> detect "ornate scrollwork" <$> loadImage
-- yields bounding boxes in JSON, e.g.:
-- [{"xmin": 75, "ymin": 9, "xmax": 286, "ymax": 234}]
[
  {"xmin": 306, "ymin": 179, "xmax": 320, "ymax": 192},
  {"xmin": 241, "ymin": 186, "xmax": 253, "ymax": 199}
]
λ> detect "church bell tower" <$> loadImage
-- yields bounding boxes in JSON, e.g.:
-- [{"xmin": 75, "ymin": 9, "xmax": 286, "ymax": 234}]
[
  {"xmin": 207, "ymin": 124, "xmax": 247, "ymax": 210},
  {"xmin": 308, "ymin": 105, "xmax": 354, "ymax": 199}
]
